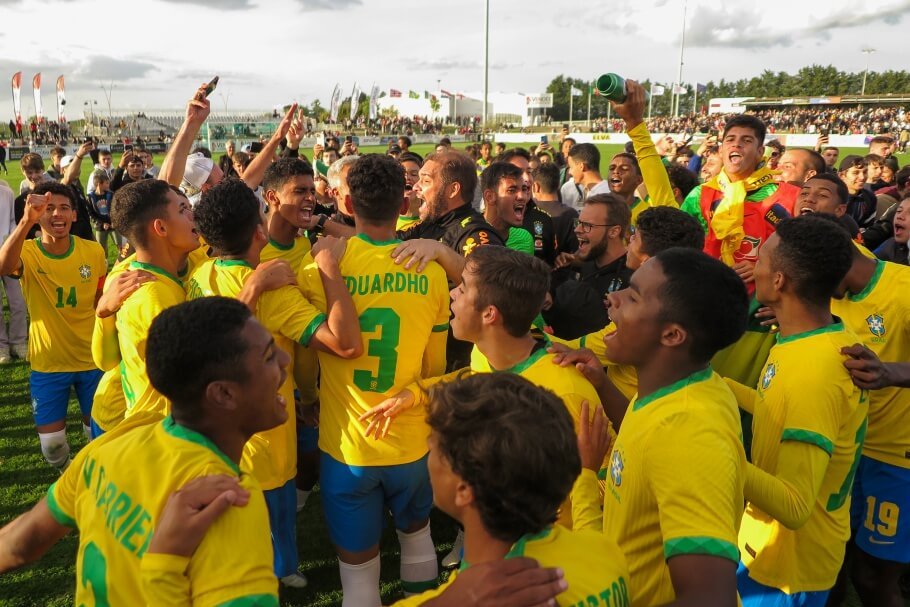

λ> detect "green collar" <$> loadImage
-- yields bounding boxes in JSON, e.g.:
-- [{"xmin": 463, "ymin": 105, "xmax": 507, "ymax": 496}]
[
  {"xmin": 458, "ymin": 527, "xmax": 554, "ymax": 573},
  {"xmin": 776, "ymin": 321, "xmax": 844, "ymax": 346},
  {"xmin": 491, "ymin": 338, "xmax": 550, "ymax": 374},
  {"xmin": 847, "ymin": 260, "xmax": 883, "ymax": 303},
  {"xmin": 129, "ymin": 260, "xmax": 183, "ymax": 287},
  {"xmin": 267, "ymin": 237, "xmax": 294, "ymax": 251},
  {"xmin": 36, "ymin": 235, "xmax": 74, "ymax": 260},
  {"xmin": 356, "ymin": 232, "xmax": 401, "ymax": 247},
  {"xmin": 161, "ymin": 416, "xmax": 240, "ymax": 474},
  {"xmin": 215, "ymin": 258, "xmax": 253, "ymax": 269},
  {"xmin": 633, "ymin": 366, "xmax": 713, "ymax": 412}
]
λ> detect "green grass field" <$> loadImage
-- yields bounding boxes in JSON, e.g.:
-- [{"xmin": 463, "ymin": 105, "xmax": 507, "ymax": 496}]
[{"xmin": 0, "ymin": 143, "xmax": 905, "ymax": 606}]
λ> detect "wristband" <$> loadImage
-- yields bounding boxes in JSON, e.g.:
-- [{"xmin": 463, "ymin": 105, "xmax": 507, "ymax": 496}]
[{"xmin": 313, "ymin": 214, "xmax": 328, "ymax": 235}]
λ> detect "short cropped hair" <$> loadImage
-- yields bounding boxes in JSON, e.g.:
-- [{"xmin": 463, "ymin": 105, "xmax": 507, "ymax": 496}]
[
  {"xmin": 111, "ymin": 179, "xmax": 174, "ymax": 249},
  {"xmin": 262, "ymin": 157, "xmax": 313, "ymax": 194},
  {"xmin": 195, "ymin": 178, "xmax": 261, "ymax": 256},
  {"xmin": 772, "ymin": 215, "xmax": 853, "ymax": 305},
  {"xmin": 466, "ymin": 246, "xmax": 550, "ymax": 338},
  {"xmin": 531, "ymin": 163, "xmax": 560, "ymax": 194},
  {"xmin": 327, "ymin": 155, "xmax": 359, "ymax": 190},
  {"xmin": 806, "ymin": 173, "xmax": 849, "ymax": 206},
  {"xmin": 427, "ymin": 373, "xmax": 580, "ymax": 543},
  {"xmin": 567, "ymin": 143, "xmax": 600, "ymax": 172},
  {"xmin": 665, "ymin": 165, "xmax": 698, "ymax": 199},
  {"xmin": 498, "ymin": 147, "xmax": 531, "ymax": 164},
  {"xmin": 480, "ymin": 161, "xmax": 524, "ymax": 195},
  {"xmin": 635, "ymin": 207, "xmax": 704, "ymax": 256},
  {"xmin": 653, "ymin": 248, "xmax": 749, "ymax": 362},
  {"xmin": 20, "ymin": 152, "xmax": 44, "ymax": 172},
  {"xmin": 147, "ymin": 297, "xmax": 252, "ymax": 419},
  {"xmin": 346, "ymin": 154, "xmax": 405, "ymax": 224},
  {"xmin": 32, "ymin": 181, "xmax": 76, "ymax": 207},
  {"xmin": 424, "ymin": 150, "xmax": 477, "ymax": 206},
  {"xmin": 585, "ymin": 193, "xmax": 631, "ymax": 231},
  {"xmin": 723, "ymin": 114, "xmax": 767, "ymax": 143}
]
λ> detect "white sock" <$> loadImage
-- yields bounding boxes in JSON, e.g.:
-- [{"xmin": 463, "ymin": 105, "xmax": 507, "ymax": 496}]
[
  {"xmin": 83, "ymin": 423, "xmax": 92, "ymax": 442},
  {"xmin": 296, "ymin": 489, "xmax": 310, "ymax": 512},
  {"xmin": 338, "ymin": 555, "xmax": 381, "ymax": 607},
  {"xmin": 38, "ymin": 430, "xmax": 70, "ymax": 470},
  {"xmin": 397, "ymin": 524, "xmax": 439, "ymax": 596}
]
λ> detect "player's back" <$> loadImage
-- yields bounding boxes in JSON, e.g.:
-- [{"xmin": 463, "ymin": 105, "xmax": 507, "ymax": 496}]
[
  {"xmin": 831, "ymin": 260, "xmax": 910, "ymax": 468},
  {"xmin": 260, "ymin": 235, "xmax": 311, "ymax": 273},
  {"xmin": 742, "ymin": 323, "xmax": 868, "ymax": 592},
  {"xmin": 47, "ymin": 413, "xmax": 276, "ymax": 606},
  {"xmin": 298, "ymin": 234, "xmax": 450, "ymax": 467},
  {"xmin": 116, "ymin": 261, "xmax": 186, "ymax": 417}
]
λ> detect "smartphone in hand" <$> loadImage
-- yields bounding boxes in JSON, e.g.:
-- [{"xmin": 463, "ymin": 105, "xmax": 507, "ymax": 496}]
[{"xmin": 203, "ymin": 76, "xmax": 220, "ymax": 98}]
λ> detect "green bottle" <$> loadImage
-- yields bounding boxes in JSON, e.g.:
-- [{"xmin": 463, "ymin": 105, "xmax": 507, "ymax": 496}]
[{"xmin": 595, "ymin": 73, "xmax": 627, "ymax": 102}]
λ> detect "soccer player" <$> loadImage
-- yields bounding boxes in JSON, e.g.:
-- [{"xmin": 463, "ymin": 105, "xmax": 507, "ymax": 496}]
[
  {"xmin": 725, "ymin": 215, "xmax": 867, "ymax": 606},
  {"xmin": 573, "ymin": 247, "xmax": 750, "ymax": 607},
  {"xmin": 826, "ymin": 221, "xmax": 910, "ymax": 607},
  {"xmin": 0, "ymin": 296, "xmax": 285, "ymax": 605},
  {"xmin": 392, "ymin": 373, "xmax": 630, "ymax": 606},
  {"xmin": 0, "ymin": 182, "xmax": 107, "ymax": 470},
  {"xmin": 479, "ymin": 161, "xmax": 533, "ymax": 254},
  {"xmin": 189, "ymin": 176, "xmax": 362, "ymax": 587},
  {"xmin": 296, "ymin": 154, "xmax": 450, "ymax": 607},
  {"xmin": 107, "ymin": 179, "xmax": 200, "ymax": 418},
  {"xmin": 361, "ymin": 245, "xmax": 604, "ymax": 532}
]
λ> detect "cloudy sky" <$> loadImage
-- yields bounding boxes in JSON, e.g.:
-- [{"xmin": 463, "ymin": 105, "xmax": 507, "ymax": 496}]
[{"xmin": 1, "ymin": 0, "xmax": 908, "ymax": 115}]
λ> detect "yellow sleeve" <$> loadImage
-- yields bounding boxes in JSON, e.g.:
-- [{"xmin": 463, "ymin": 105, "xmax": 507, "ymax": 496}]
[
  {"xmin": 744, "ymin": 442, "xmax": 829, "ymax": 530},
  {"xmin": 411, "ymin": 369, "xmax": 471, "ymax": 408},
  {"xmin": 92, "ymin": 314, "xmax": 121, "ymax": 372},
  {"xmin": 141, "ymin": 554, "xmax": 192, "ymax": 607},
  {"xmin": 570, "ymin": 468, "xmax": 603, "ymax": 532},
  {"xmin": 724, "ymin": 377, "xmax": 758, "ymax": 414},
  {"xmin": 260, "ymin": 286, "xmax": 326, "ymax": 347},
  {"xmin": 46, "ymin": 441, "xmax": 98, "ymax": 527},
  {"xmin": 184, "ymin": 477, "xmax": 279, "ymax": 607},
  {"xmin": 422, "ymin": 331, "xmax": 448, "ymax": 379},
  {"xmin": 628, "ymin": 122, "xmax": 676, "ymax": 208},
  {"xmin": 649, "ymin": 417, "xmax": 741, "ymax": 564}
]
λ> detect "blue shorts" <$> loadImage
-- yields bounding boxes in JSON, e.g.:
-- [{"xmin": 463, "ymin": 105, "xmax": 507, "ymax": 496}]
[
  {"xmin": 89, "ymin": 418, "xmax": 105, "ymax": 440},
  {"xmin": 737, "ymin": 562, "xmax": 829, "ymax": 607},
  {"xmin": 297, "ymin": 423, "xmax": 319, "ymax": 453},
  {"xmin": 850, "ymin": 455, "xmax": 910, "ymax": 563},
  {"xmin": 263, "ymin": 480, "xmax": 299, "ymax": 578},
  {"xmin": 30, "ymin": 369, "xmax": 103, "ymax": 426},
  {"xmin": 319, "ymin": 451, "xmax": 432, "ymax": 552}
]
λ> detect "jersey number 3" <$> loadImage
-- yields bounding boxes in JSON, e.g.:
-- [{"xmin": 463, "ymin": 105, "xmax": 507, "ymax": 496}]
[
  {"xmin": 354, "ymin": 308, "xmax": 400, "ymax": 393},
  {"xmin": 79, "ymin": 541, "xmax": 109, "ymax": 607}
]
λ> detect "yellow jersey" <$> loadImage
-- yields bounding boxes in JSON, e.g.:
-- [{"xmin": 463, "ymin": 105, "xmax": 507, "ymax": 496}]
[
  {"xmin": 90, "ymin": 257, "xmax": 131, "ymax": 431},
  {"xmin": 831, "ymin": 260, "xmax": 910, "ymax": 468},
  {"xmin": 600, "ymin": 368, "xmax": 745, "ymax": 607},
  {"xmin": 186, "ymin": 258, "xmax": 326, "ymax": 490},
  {"xmin": 558, "ymin": 323, "xmax": 639, "ymax": 399},
  {"xmin": 628, "ymin": 121, "xmax": 677, "ymax": 226},
  {"xmin": 260, "ymin": 235, "xmax": 311, "ymax": 273},
  {"xmin": 15, "ymin": 236, "xmax": 106, "ymax": 372},
  {"xmin": 46, "ymin": 413, "xmax": 277, "ymax": 607},
  {"xmin": 391, "ymin": 525, "xmax": 630, "ymax": 607},
  {"xmin": 117, "ymin": 261, "xmax": 186, "ymax": 418},
  {"xmin": 298, "ymin": 233, "xmax": 450, "ymax": 467},
  {"xmin": 396, "ymin": 216, "xmax": 420, "ymax": 231},
  {"xmin": 739, "ymin": 322, "xmax": 868, "ymax": 593}
]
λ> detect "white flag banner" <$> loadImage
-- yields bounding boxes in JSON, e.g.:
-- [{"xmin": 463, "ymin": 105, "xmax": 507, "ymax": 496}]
[
  {"xmin": 570, "ymin": 86, "xmax": 582, "ymax": 96},
  {"xmin": 56, "ymin": 75, "xmax": 66, "ymax": 123},
  {"xmin": 368, "ymin": 84, "xmax": 379, "ymax": 120},
  {"xmin": 349, "ymin": 82, "xmax": 360, "ymax": 121},
  {"xmin": 651, "ymin": 84, "xmax": 666, "ymax": 96},
  {"xmin": 329, "ymin": 84, "xmax": 342, "ymax": 122},
  {"xmin": 672, "ymin": 84, "xmax": 687, "ymax": 95},
  {"xmin": 32, "ymin": 73, "xmax": 42, "ymax": 121}
]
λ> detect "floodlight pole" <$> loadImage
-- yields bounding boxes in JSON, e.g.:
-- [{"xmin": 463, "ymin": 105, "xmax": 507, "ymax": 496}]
[
  {"xmin": 483, "ymin": 0, "xmax": 489, "ymax": 131},
  {"xmin": 861, "ymin": 48, "xmax": 876, "ymax": 96},
  {"xmin": 674, "ymin": 0, "xmax": 688, "ymax": 117}
]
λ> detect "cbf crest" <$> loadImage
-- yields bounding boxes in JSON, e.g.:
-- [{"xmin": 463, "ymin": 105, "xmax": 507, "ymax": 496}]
[
  {"xmin": 78, "ymin": 264, "xmax": 92, "ymax": 280},
  {"xmin": 866, "ymin": 314, "xmax": 885, "ymax": 339},
  {"xmin": 609, "ymin": 449, "xmax": 624, "ymax": 487},
  {"xmin": 761, "ymin": 363, "xmax": 776, "ymax": 390}
]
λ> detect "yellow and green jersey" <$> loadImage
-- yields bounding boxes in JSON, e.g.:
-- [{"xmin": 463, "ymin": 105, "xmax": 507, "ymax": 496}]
[
  {"xmin": 396, "ymin": 216, "xmax": 420, "ymax": 231},
  {"xmin": 46, "ymin": 413, "xmax": 277, "ymax": 607},
  {"xmin": 186, "ymin": 258, "xmax": 326, "ymax": 489},
  {"xmin": 831, "ymin": 260, "xmax": 910, "ymax": 468},
  {"xmin": 557, "ymin": 322, "xmax": 639, "ymax": 399},
  {"xmin": 117, "ymin": 261, "xmax": 186, "ymax": 418},
  {"xmin": 600, "ymin": 368, "xmax": 745, "ymax": 607},
  {"xmin": 260, "ymin": 236, "xmax": 311, "ymax": 273},
  {"xmin": 391, "ymin": 525, "xmax": 630, "ymax": 607},
  {"xmin": 738, "ymin": 322, "xmax": 868, "ymax": 592},
  {"xmin": 15, "ymin": 236, "xmax": 106, "ymax": 372},
  {"xmin": 298, "ymin": 233, "xmax": 450, "ymax": 467}
]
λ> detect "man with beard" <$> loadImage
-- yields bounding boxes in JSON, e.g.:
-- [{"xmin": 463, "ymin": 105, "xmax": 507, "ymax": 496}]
[{"xmin": 545, "ymin": 193, "xmax": 632, "ymax": 340}]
